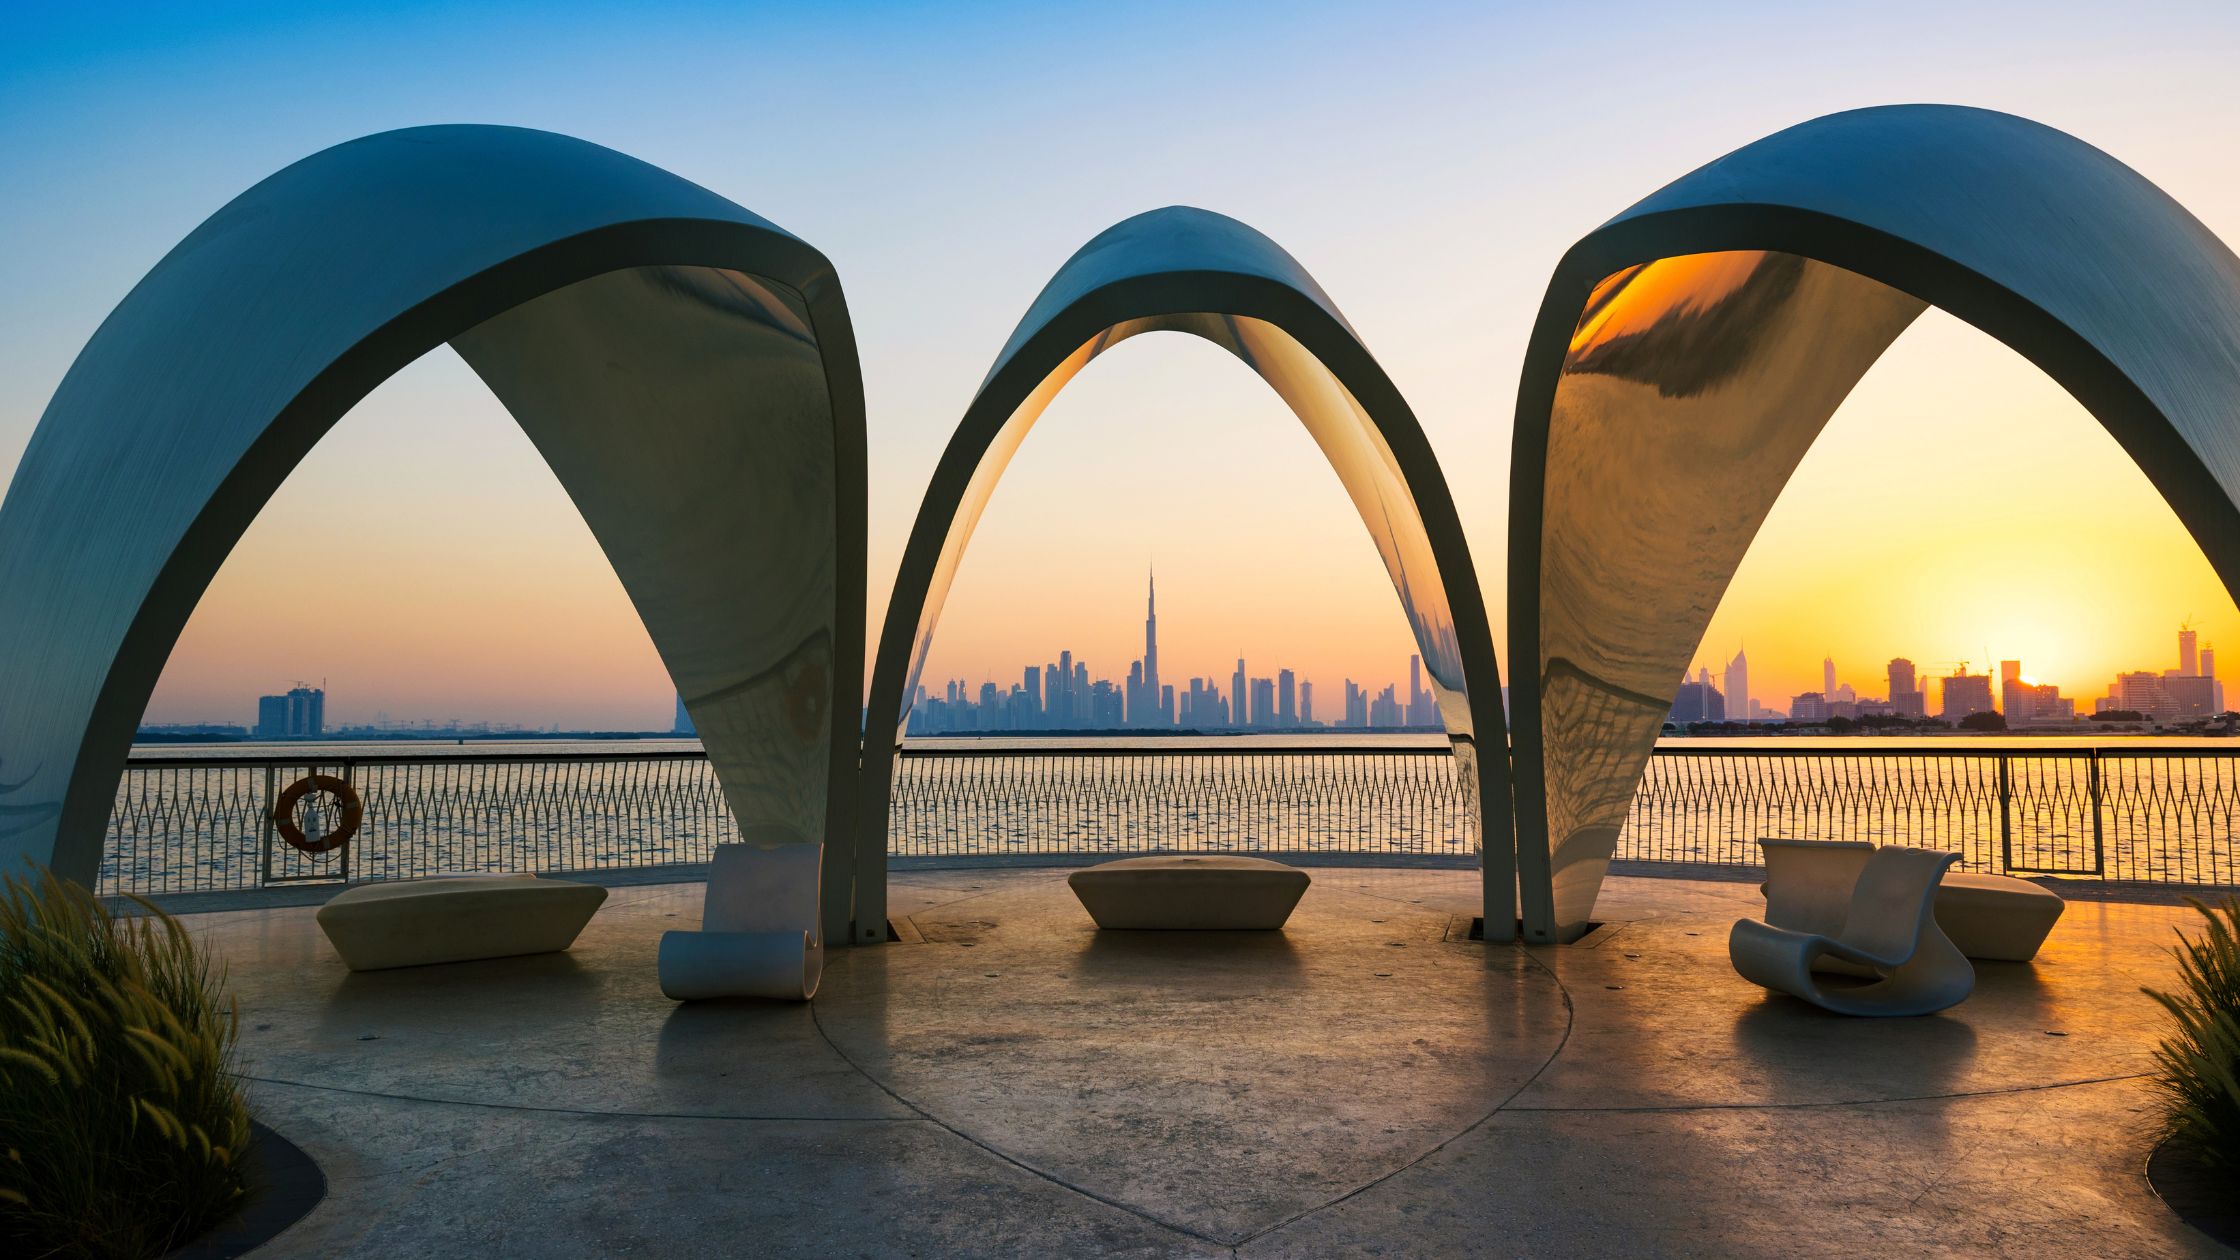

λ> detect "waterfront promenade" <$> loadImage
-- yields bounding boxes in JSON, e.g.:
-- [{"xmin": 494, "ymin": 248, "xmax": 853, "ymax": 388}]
[{"xmin": 190, "ymin": 866, "xmax": 2227, "ymax": 1256}]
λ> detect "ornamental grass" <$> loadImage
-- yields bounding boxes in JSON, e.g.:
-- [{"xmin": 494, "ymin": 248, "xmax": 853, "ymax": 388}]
[
  {"xmin": 0, "ymin": 868, "xmax": 250, "ymax": 1259},
  {"xmin": 2144, "ymin": 896, "xmax": 2240, "ymax": 1175}
]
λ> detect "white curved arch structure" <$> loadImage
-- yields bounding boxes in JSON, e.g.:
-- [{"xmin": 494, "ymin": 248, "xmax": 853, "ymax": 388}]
[
  {"xmin": 0, "ymin": 126, "xmax": 867, "ymax": 945},
  {"xmin": 1508, "ymin": 105, "xmax": 2240, "ymax": 942},
  {"xmin": 852, "ymin": 208, "xmax": 1512, "ymax": 942}
]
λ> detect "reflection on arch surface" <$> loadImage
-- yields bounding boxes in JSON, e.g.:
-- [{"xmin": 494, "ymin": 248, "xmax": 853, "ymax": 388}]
[
  {"xmin": 1509, "ymin": 104, "xmax": 2240, "ymax": 942},
  {"xmin": 857, "ymin": 208, "xmax": 1510, "ymax": 942},
  {"xmin": 0, "ymin": 126, "xmax": 866, "ymax": 935}
]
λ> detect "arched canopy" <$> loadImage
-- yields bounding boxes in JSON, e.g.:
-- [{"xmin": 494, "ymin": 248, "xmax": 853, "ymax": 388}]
[
  {"xmin": 852, "ymin": 207, "xmax": 1511, "ymax": 943},
  {"xmin": 1508, "ymin": 104, "xmax": 2240, "ymax": 942},
  {"xmin": 0, "ymin": 126, "xmax": 867, "ymax": 932}
]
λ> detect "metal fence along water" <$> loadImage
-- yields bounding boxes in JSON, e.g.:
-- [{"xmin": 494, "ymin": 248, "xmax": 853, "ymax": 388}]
[{"xmin": 97, "ymin": 740, "xmax": 2240, "ymax": 895}]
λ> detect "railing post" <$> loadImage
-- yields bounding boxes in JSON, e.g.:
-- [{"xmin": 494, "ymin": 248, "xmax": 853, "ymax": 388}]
[
  {"xmin": 259, "ymin": 763, "xmax": 277, "ymax": 888},
  {"xmin": 2088, "ymin": 749, "xmax": 2105, "ymax": 877},
  {"xmin": 1997, "ymin": 752, "xmax": 2013, "ymax": 873},
  {"xmin": 340, "ymin": 757, "xmax": 356, "ymax": 884}
]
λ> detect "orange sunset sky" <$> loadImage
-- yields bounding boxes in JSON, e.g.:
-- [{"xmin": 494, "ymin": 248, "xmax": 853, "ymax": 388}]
[{"xmin": 2, "ymin": 5, "xmax": 2236, "ymax": 731}]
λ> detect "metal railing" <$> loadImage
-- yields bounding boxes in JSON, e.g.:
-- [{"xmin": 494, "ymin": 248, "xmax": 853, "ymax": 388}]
[
  {"xmin": 97, "ymin": 741, "xmax": 2240, "ymax": 896},
  {"xmin": 104, "ymin": 750, "xmax": 740, "ymax": 895},
  {"xmin": 1626, "ymin": 745, "xmax": 2239, "ymax": 885}
]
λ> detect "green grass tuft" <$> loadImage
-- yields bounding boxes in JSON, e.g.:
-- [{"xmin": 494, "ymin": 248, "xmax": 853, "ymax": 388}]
[
  {"xmin": 0, "ymin": 867, "xmax": 251, "ymax": 1258},
  {"xmin": 2143, "ymin": 896, "xmax": 2240, "ymax": 1174}
]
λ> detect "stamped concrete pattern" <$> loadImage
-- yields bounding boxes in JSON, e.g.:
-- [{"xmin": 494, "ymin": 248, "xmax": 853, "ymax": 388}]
[{"xmin": 184, "ymin": 869, "xmax": 2233, "ymax": 1257}]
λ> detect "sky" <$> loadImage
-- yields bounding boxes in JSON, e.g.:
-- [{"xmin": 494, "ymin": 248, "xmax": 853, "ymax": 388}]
[{"xmin": 3, "ymin": 1, "xmax": 2238, "ymax": 729}]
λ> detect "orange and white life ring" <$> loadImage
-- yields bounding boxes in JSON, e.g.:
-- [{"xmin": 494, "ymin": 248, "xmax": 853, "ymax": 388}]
[{"xmin": 273, "ymin": 774, "xmax": 362, "ymax": 854}]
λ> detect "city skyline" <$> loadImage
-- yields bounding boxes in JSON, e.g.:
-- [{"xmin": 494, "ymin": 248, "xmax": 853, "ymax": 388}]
[
  {"xmin": 908, "ymin": 569, "xmax": 1441, "ymax": 733},
  {"xmin": 1680, "ymin": 624, "xmax": 2226, "ymax": 727}
]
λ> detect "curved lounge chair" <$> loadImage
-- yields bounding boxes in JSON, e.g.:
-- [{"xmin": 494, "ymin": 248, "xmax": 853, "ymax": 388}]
[
  {"xmin": 1759, "ymin": 837, "xmax": 2066, "ymax": 963},
  {"xmin": 658, "ymin": 839, "xmax": 823, "ymax": 1001},
  {"xmin": 1730, "ymin": 847, "xmax": 1973, "ymax": 1016}
]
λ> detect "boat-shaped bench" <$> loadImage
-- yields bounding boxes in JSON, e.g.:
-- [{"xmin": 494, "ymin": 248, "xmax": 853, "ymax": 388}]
[
  {"xmin": 1068, "ymin": 855, "xmax": 1310, "ymax": 930},
  {"xmin": 316, "ymin": 873, "xmax": 607, "ymax": 971}
]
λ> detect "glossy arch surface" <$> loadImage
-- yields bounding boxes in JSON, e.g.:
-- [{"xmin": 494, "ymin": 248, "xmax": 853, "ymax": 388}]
[
  {"xmin": 859, "ymin": 207, "xmax": 1510, "ymax": 943},
  {"xmin": 1509, "ymin": 105, "xmax": 2240, "ymax": 942},
  {"xmin": 0, "ymin": 127, "xmax": 867, "ymax": 945}
]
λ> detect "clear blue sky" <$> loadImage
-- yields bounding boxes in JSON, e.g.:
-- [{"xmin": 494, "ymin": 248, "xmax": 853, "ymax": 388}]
[{"xmin": 4, "ymin": 2, "xmax": 2238, "ymax": 726}]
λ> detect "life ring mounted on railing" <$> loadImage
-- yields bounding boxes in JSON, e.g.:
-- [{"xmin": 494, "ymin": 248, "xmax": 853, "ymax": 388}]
[{"xmin": 274, "ymin": 773, "xmax": 363, "ymax": 854}]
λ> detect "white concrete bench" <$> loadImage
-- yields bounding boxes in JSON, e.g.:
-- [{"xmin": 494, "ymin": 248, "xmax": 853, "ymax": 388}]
[
  {"xmin": 1935, "ymin": 871, "xmax": 2065, "ymax": 962},
  {"xmin": 1068, "ymin": 855, "xmax": 1310, "ymax": 930},
  {"xmin": 316, "ymin": 874, "xmax": 607, "ymax": 971}
]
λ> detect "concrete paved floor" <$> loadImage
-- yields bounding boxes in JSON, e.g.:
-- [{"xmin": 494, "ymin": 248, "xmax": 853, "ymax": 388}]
[{"xmin": 187, "ymin": 868, "xmax": 2233, "ymax": 1257}]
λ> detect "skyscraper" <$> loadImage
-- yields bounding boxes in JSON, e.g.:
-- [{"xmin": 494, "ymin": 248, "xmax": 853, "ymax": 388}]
[
  {"xmin": 1278, "ymin": 668, "xmax": 1296, "ymax": 726},
  {"xmin": 1300, "ymin": 680, "xmax": 1314, "ymax": 726},
  {"xmin": 1144, "ymin": 568, "xmax": 1160, "ymax": 710},
  {"xmin": 1940, "ymin": 668, "xmax": 1994, "ymax": 721},
  {"xmin": 1822, "ymin": 656, "xmax": 1836, "ymax": 701},
  {"xmin": 1887, "ymin": 658, "xmax": 1922, "ymax": 717},
  {"xmin": 1124, "ymin": 567, "xmax": 1164, "ymax": 728},
  {"xmin": 1724, "ymin": 648, "xmax": 1749, "ymax": 724},
  {"xmin": 1231, "ymin": 657, "xmax": 1247, "ymax": 733},
  {"xmin": 255, "ymin": 685, "xmax": 324, "ymax": 739},
  {"xmin": 1404, "ymin": 654, "xmax": 1435, "ymax": 726},
  {"xmin": 2180, "ymin": 625, "xmax": 2199, "ymax": 676}
]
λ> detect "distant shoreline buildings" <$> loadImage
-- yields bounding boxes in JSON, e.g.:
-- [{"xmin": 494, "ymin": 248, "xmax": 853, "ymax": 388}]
[
  {"xmin": 135, "ymin": 619, "xmax": 2237, "ymax": 742},
  {"xmin": 907, "ymin": 570, "xmax": 1442, "ymax": 735},
  {"xmin": 1673, "ymin": 625, "xmax": 2228, "ymax": 730}
]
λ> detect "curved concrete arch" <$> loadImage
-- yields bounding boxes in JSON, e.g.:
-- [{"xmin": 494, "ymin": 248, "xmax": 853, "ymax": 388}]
[
  {"xmin": 0, "ymin": 126, "xmax": 867, "ymax": 940},
  {"xmin": 1508, "ymin": 104, "xmax": 2240, "ymax": 942},
  {"xmin": 854, "ymin": 207, "xmax": 1511, "ymax": 944}
]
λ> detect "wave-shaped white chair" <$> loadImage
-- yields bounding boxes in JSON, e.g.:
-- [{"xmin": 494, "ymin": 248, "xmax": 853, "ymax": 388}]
[
  {"xmin": 1730, "ymin": 846, "xmax": 1974, "ymax": 1016},
  {"xmin": 658, "ymin": 836, "xmax": 823, "ymax": 1001}
]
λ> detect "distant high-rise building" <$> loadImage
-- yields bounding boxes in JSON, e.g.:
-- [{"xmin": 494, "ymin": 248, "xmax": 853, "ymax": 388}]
[
  {"xmin": 2180, "ymin": 626, "xmax": 2199, "ymax": 676},
  {"xmin": 1343, "ymin": 679, "xmax": 1367, "ymax": 728},
  {"xmin": 1126, "ymin": 569, "xmax": 1165, "ymax": 728},
  {"xmin": 1232, "ymin": 657, "xmax": 1247, "ymax": 734},
  {"xmin": 1789, "ymin": 691, "xmax": 1828, "ymax": 724},
  {"xmin": 1404, "ymin": 655, "xmax": 1435, "ymax": 727},
  {"xmin": 1724, "ymin": 648, "xmax": 1750, "ymax": 723},
  {"xmin": 1940, "ymin": 669, "xmax": 1994, "ymax": 721},
  {"xmin": 673, "ymin": 695, "xmax": 694, "ymax": 736},
  {"xmin": 2204, "ymin": 646, "xmax": 2225, "ymax": 711},
  {"xmin": 1369, "ymin": 684, "xmax": 1402, "ymax": 727},
  {"xmin": 1251, "ymin": 677, "xmax": 1276, "ymax": 729},
  {"xmin": 255, "ymin": 685, "xmax": 324, "ymax": 739},
  {"xmin": 1144, "ymin": 568, "xmax": 1160, "ymax": 702},
  {"xmin": 2109, "ymin": 670, "xmax": 2172, "ymax": 720},
  {"xmin": 1822, "ymin": 656, "xmax": 1836, "ymax": 701},
  {"xmin": 1090, "ymin": 679, "xmax": 1123, "ymax": 727},
  {"xmin": 1023, "ymin": 665, "xmax": 1043, "ymax": 727},
  {"xmin": 1888, "ymin": 658, "xmax": 1924, "ymax": 718},
  {"xmin": 1670, "ymin": 672, "xmax": 1725, "ymax": 724},
  {"xmin": 1278, "ymin": 669, "xmax": 1296, "ymax": 726},
  {"xmin": 1300, "ymin": 681, "xmax": 1314, "ymax": 726}
]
